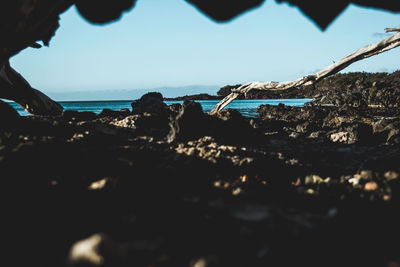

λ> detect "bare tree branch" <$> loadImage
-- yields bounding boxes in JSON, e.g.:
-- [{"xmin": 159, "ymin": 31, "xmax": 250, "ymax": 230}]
[
  {"xmin": 210, "ymin": 28, "xmax": 400, "ymax": 115},
  {"xmin": 385, "ymin": 27, "xmax": 400, "ymax": 33}
]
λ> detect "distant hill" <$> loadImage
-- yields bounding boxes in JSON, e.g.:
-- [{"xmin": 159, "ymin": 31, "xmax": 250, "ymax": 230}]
[{"xmin": 46, "ymin": 85, "xmax": 220, "ymax": 101}]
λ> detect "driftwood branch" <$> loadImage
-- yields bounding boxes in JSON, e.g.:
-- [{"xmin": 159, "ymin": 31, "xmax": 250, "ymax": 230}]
[
  {"xmin": 385, "ymin": 27, "xmax": 400, "ymax": 33},
  {"xmin": 210, "ymin": 28, "xmax": 400, "ymax": 115}
]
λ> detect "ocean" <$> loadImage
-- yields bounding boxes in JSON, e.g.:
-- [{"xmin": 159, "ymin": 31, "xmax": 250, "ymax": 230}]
[{"xmin": 8, "ymin": 99, "xmax": 312, "ymax": 117}]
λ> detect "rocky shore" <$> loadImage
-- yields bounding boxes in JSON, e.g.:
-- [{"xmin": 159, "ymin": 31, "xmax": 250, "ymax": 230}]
[
  {"xmin": 164, "ymin": 71, "xmax": 400, "ymax": 104},
  {"xmin": 1, "ymin": 78, "xmax": 400, "ymax": 266},
  {"xmin": 164, "ymin": 93, "xmax": 222, "ymax": 101}
]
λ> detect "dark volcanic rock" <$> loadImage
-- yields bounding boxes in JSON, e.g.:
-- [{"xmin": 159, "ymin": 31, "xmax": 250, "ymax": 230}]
[
  {"xmin": 374, "ymin": 119, "xmax": 400, "ymax": 144},
  {"xmin": 131, "ymin": 92, "xmax": 169, "ymax": 116},
  {"xmin": 217, "ymin": 72, "xmax": 400, "ymax": 108},
  {"xmin": 310, "ymin": 71, "xmax": 400, "ymax": 109},
  {"xmin": 328, "ymin": 123, "xmax": 374, "ymax": 144},
  {"xmin": 168, "ymin": 102, "xmax": 256, "ymax": 144},
  {"xmin": 212, "ymin": 108, "xmax": 257, "ymax": 144},
  {"xmin": 168, "ymin": 103, "xmax": 182, "ymax": 114},
  {"xmin": 167, "ymin": 100, "xmax": 207, "ymax": 142},
  {"xmin": 99, "ymin": 108, "xmax": 131, "ymax": 118},
  {"xmin": 62, "ymin": 110, "xmax": 97, "ymax": 122}
]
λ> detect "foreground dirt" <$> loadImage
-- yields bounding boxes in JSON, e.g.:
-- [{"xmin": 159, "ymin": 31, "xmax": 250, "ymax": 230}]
[{"xmin": 1, "ymin": 93, "xmax": 400, "ymax": 267}]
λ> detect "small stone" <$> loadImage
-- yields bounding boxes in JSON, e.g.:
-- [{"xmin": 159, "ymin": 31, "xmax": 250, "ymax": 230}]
[
  {"xmin": 383, "ymin": 195, "xmax": 392, "ymax": 201},
  {"xmin": 384, "ymin": 171, "xmax": 399, "ymax": 181},
  {"xmin": 305, "ymin": 175, "xmax": 324, "ymax": 185},
  {"xmin": 111, "ymin": 115, "xmax": 137, "ymax": 128},
  {"xmin": 240, "ymin": 175, "xmax": 248, "ymax": 183},
  {"xmin": 348, "ymin": 177, "xmax": 360, "ymax": 186},
  {"xmin": 330, "ymin": 132, "xmax": 348, "ymax": 142},
  {"xmin": 88, "ymin": 178, "xmax": 108, "ymax": 190},
  {"xmin": 360, "ymin": 170, "xmax": 374, "ymax": 180},
  {"xmin": 289, "ymin": 132, "xmax": 300, "ymax": 139},
  {"xmin": 291, "ymin": 178, "xmax": 301, "ymax": 186},
  {"xmin": 68, "ymin": 233, "xmax": 122, "ymax": 266},
  {"xmin": 308, "ymin": 131, "xmax": 321, "ymax": 138},
  {"xmin": 186, "ymin": 147, "xmax": 196, "ymax": 156},
  {"xmin": 306, "ymin": 188, "xmax": 316, "ymax": 195},
  {"xmin": 232, "ymin": 187, "xmax": 243, "ymax": 196},
  {"xmin": 239, "ymin": 157, "xmax": 254, "ymax": 166},
  {"xmin": 214, "ymin": 180, "xmax": 230, "ymax": 189},
  {"xmin": 364, "ymin": 181, "xmax": 378, "ymax": 191}
]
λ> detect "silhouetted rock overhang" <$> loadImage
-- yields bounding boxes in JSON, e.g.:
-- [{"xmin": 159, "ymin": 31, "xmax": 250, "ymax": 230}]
[{"xmin": 187, "ymin": 0, "xmax": 400, "ymax": 30}]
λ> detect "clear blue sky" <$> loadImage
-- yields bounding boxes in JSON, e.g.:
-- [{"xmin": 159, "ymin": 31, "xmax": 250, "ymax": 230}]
[{"xmin": 10, "ymin": 0, "xmax": 400, "ymax": 99}]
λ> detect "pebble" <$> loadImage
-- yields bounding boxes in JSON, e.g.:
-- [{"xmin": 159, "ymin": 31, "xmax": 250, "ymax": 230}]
[
  {"xmin": 364, "ymin": 181, "xmax": 378, "ymax": 191},
  {"xmin": 330, "ymin": 132, "xmax": 348, "ymax": 142},
  {"xmin": 68, "ymin": 233, "xmax": 121, "ymax": 266},
  {"xmin": 384, "ymin": 171, "xmax": 399, "ymax": 181}
]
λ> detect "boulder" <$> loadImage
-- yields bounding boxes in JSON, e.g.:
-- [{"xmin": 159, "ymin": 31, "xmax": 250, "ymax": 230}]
[
  {"xmin": 167, "ymin": 100, "xmax": 207, "ymax": 142},
  {"xmin": 131, "ymin": 92, "xmax": 169, "ymax": 116}
]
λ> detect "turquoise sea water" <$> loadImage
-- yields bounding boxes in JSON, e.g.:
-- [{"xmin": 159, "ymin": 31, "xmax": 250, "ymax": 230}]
[{"xmin": 8, "ymin": 99, "xmax": 312, "ymax": 117}]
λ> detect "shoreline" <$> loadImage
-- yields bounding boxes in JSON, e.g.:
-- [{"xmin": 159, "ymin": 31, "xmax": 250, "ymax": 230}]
[
  {"xmin": 1, "ymin": 88, "xmax": 400, "ymax": 266},
  {"xmin": 1, "ymin": 71, "xmax": 400, "ymax": 266}
]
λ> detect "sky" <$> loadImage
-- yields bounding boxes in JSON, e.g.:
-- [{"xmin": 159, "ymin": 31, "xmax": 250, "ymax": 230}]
[{"xmin": 10, "ymin": 0, "xmax": 400, "ymax": 100}]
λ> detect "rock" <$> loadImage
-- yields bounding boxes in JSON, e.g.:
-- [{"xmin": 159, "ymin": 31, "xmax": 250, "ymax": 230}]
[
  {"xmin": 190, "ymin": 256, "xmax": 219, "ymax": 267},
  {"xmin": 304, "ymin": 175, "xmax": 325, "ymax": 185},
  {"xmin": 131, "ymin": 92, "xmax": 169, "ymax": 116},
  {"xmin": 359, "ymin": 170, "xmax": 374, "ymax": 180},
  {"xmin": 18, "ymin": 88, "xmax": 64, "ymax": 115},
  {"xmin": 329, "ymin": 124, "xmax": 373, "ymax": 144},
  {"xmin": 68, "ymin": 233, "xmax": 123, "ymax": 267},
  {"xmin": 111, "ymin": 115, "xmax": 138, "ymax": 128},
  {"xmin": 168, "ymin": 103, "xmax": 182, "ymax": 114},
  {"xmin": 211, "ymin": 109, "xmax": 256, "ymax": 144},
  {"xmin": 310, "ymin": 72, "xmax": 400, "ymax": 108},
  {"xmin": 364, "ymin": 181, "xmax": 378, "ymax": 191},
  {"xmin": 62, "ymin": 110, "xmax": 97, "ymax": 121},
  {"xmin": 384, "ymin": 171, "xmax": 399, "ymax": 181},
  {"xmin": 215, "ymin": 108, "xmax": 243, "ymax": 121},
  {"xmin": 99, "ymin": 108, "xmax": 130, "ymax": 118},
  {"xmin": 167, "ymin": 100, "xmax": 207, "ymax": 142},
  {"xmin": 374, "ymin": 119, "xmax": 400, "ymax": 144},
  {"xmin": 330, "ymin": 131, "xmax": 349, "ymax": 143}
]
